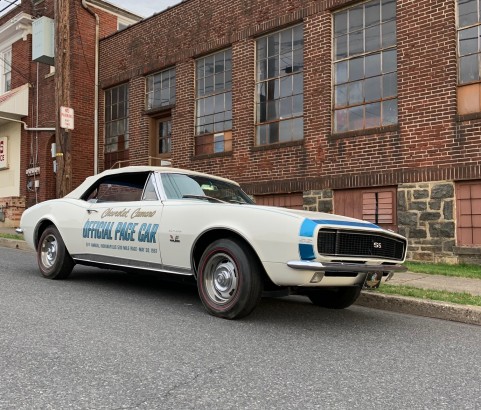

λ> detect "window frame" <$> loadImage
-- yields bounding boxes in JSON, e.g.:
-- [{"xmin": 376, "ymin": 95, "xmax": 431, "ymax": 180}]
[
  {"xmin": 145, "ymin": 67, "xmax": 176, "ymax": 110},
  {"xmin": 194, "ymin": 48, "xmax": 232, "ymax": 156},
  {"xmin": 255, "ymin": 24, "xmax": 304, "ymax": 146},
  {"xmin": 457, "ymin": 0, "xmax": 481, "ymax": 86},
  {"xmin": 0, "ymin": 47, "xmax": 12, "ymax": 94},
  {"xmin": 104, "ymin": 83, "xmax": 129, "ymax": 168},
  {"xmin": 82, "ymin": 172, "xmax": 153, "ymax": 203},
  {"xmin": 332, "ymin": 0, "xmax": 397, "ymax": 133},
  {"xmin": 156, "ymin": 117, "xmax": 172, "ymax": 156}
]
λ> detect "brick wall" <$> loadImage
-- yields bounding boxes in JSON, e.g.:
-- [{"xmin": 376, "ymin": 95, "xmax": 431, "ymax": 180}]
[
  {"xmin": 95, "ymin": 0, "xmax": 481, "ymax": 263},
  {"xmin": 98, "ymin": 0, "xmax": 481, "ymax": 192},
  {"xmin": 0, "ymin": 196, "xmax": 25, "ymax": 227}
]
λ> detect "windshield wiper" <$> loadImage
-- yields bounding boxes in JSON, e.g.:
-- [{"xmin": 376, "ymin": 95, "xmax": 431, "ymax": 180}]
[{"xmin": 182, "ymin": 194, "xmax": 226, "ymax": 203}]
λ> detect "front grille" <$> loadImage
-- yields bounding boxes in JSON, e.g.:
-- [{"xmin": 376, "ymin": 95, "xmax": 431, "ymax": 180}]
[{"xmin": 317, "ymin": 229, "xmax": 406, "ymax": 261}]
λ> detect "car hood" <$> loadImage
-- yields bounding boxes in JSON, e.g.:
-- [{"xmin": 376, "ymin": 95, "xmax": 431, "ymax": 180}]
[
  {"xmin": 255, "ymin": 205, "xmax": 368, "ymax": 224},
  {"xmin": 250, "ymin": 204, "xmax": 404, "ymax": 236}
]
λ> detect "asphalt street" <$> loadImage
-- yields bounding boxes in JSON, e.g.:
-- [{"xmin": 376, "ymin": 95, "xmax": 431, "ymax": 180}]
[{"xmin": 1, "ymin": 247, "xmax": 481, "ymax": 410}]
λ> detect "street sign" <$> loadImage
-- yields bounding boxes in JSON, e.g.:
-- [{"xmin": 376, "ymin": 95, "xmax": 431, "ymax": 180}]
[{"xmin": 60, "ymin": 106, "xmax": 74, "ymax": 130}]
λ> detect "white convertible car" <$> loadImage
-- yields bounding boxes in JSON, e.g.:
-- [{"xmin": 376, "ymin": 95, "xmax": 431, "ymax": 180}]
[{"xmin": 19, "ymin": 166, "xmax": 407, "ymax": 319}]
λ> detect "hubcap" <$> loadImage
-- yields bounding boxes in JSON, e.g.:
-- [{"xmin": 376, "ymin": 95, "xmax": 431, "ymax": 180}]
[
  {"xmin": 203, "ymin": 253, "xmax": 238, "ymax": 305},
  {"xmin": 40, "ymin": 234, "xmax": 58, "ymax": 269}
]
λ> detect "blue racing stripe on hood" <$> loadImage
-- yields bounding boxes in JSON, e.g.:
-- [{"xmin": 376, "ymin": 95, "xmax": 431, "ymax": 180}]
[
  {"xmin": 300, "ymin": 219, "xmax": 319, "ymax": 237},
  {"xmin": 311, "ymin": 219, "xmax": 381, "ymax": 229},
  {"xmin": 300, "ymin": 219, "xmax": 380, "ymax": 237}
]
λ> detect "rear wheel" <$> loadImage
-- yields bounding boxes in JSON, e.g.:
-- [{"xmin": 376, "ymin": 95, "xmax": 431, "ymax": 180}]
[
  {"xmin": 197, "ymin": 238, "xmax": 262, "ymax": 319},
  {"xmin": 37, "ymin": 226, "xmax": 74, "ymax": 279},
  {"xmin": 307, "ymin": 286, "xmax": 362, "ymax": 309}
]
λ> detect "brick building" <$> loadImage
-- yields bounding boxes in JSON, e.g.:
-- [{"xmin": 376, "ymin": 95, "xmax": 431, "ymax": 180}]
[
  {"xmin": 97, "ymin": 0, "xmax": 481, "ymax": 263},
  {"xmin": 3, "ymin": 0, "xmax": 481, "ymax": 264},
  {"xmin": 0, "ymin": 0, "xmax": 140, "ymax": 227}
]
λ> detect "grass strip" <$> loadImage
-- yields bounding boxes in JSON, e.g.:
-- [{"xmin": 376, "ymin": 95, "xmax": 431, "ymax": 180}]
[
  {"xmin": 0, "ymin": 233, "xmax": 24, "ymax": 241},
  {"xmin": 405, "ymin": 261, "xmax": 481, "ymax": 280},
  {"xmin": 378, "ymin": 284, "xmax": 481, "ymax": 307}
]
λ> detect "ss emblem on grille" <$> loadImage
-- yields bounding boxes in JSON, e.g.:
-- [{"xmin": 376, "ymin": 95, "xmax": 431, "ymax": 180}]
[{"xmin": 373, "ymin": 242, "xmax": 382, "ymax": 249}]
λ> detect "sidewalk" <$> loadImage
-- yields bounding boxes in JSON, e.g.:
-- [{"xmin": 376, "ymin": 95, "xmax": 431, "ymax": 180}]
[
  {"xmin": 388, "ymin": 271, "xmax": 481, "ymax": 296},
  {"xmin": 0, "ymin": 226, "xmax": 30, "ymax": 251},
  {"xmin": 1, "ymin": 226, "xmax": 481, "ymax": 325},
  {"xmin": 356, "ymin": 272, "xmax": 481, "ymax": 326}
]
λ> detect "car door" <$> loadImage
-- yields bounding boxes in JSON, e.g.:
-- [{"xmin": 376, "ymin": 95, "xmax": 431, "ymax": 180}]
[{"xmin": 78, "ymin": 171, "xmax": 164, "ymax": 270}]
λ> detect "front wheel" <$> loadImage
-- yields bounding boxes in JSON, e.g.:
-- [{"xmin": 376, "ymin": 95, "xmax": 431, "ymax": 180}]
[
  {"xmin": 197, "ymin": 238, "xmax": 263, "ymax": 319},
  {"xmin": 37, "ymin": 226, "xmax": 74, "ymax": 279},
  {"xmin": 307, "ymin": 286, "xmax": 361, "ymax": 309}
]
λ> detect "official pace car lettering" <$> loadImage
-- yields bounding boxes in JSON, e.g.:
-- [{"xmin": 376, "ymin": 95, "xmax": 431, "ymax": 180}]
[
  {"xmin": 83, "ymin": 220, "xmax": 159, "ymax": 243},
  {"xmin": 297, "ymin": 218, "xmax": 381, "ymax": 260}
]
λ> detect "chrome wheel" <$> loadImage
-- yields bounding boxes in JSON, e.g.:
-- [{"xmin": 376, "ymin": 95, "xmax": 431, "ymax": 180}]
[
  {"xmin": 203, "ymin": 252, "xmax": 238, "ymax": 305},
  {"xmin": 40, "ymin": 234, "xmax": 58, "ymax": 269},
  {"xmin": 37, "ymin": 226, "xmax": 74, "ymax": 279},
  {"xmin": 198, "ymin": 239, "xmax": 263, "ymax": 319}
]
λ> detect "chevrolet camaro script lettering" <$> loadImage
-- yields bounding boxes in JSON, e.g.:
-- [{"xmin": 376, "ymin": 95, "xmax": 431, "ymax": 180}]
[{"xmin": 19, "ymin": 166, "xmax": 408, "ymax": 319}]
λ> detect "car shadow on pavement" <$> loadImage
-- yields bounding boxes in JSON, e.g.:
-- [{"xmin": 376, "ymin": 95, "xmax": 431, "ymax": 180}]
[{"xmin": 66, "ymin": 265, "xmax": 395, "ymax": 330}]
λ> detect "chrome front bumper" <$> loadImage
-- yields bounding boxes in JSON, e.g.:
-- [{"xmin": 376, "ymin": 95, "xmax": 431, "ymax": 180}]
[
  {"xmin": 287, "ymin": 260, "xmax": 407, "ymax": 273},
  {"xmin": 287, "ymin": 261, "xmax": 406, "ymax": 285},
  {"xmin": 287, "ymin": 261, "xmax": 407, "ymax": 289}
]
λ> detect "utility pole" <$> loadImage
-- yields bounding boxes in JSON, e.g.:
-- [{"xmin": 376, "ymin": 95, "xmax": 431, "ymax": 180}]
[{"xmin": 54, "ymin": 0, "xmax": 72, "ymax": 197}]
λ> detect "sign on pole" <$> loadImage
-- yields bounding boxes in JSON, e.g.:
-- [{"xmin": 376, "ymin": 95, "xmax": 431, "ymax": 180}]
[
  {"xmin": 0, "ymin": 137, "xmax": 7, "ymax": 170},
  {"xmin": 60, "ymin": 106, "xmax": 74, "ymax": 130}
]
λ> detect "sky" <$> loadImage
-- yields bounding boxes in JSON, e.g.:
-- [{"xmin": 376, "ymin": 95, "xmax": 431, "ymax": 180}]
[
  {"xmin": 106, "ymin": 0, "xmax": 181, "ymax": 18},
  {"xmin": 0, "ymin": 0, "xmax": 180, "ymax": 18},
  {"xmin": 0, "ymin": 0, "xmax": 20, "ymax": 15}
]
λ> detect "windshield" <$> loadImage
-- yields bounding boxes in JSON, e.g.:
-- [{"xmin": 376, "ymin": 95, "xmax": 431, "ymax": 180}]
[{"xmin": 161, "ymin": 173, "xmax": 254, "ymax": 204}]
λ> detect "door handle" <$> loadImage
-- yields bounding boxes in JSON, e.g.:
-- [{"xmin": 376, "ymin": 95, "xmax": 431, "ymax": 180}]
[{"xmin": 87, "ymin": 209, "xmax": 98, "ymax": 214}]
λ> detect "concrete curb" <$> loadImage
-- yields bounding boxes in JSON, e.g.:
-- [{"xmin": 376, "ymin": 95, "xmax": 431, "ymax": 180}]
[
  {"xmin": 356, "ymin": 291, "xmax": 481, "ymax": 326},
  {"xmin": 0, "ymin": 238, "xmax": 31, "ymax": 252}
]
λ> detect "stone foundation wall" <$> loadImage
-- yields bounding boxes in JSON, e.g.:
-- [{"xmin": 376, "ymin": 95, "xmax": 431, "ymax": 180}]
[
  {"xmin": 303, "ymin": 190, "xmax": 333, "ymax": 213},
  {"xmin": 301, "ymin": 184, "xmax": 481, "ymax": 265},
  {"xmin": 0, "ymin": 197, "xmax": 25, "ymax": 228},
  {"xmin": 397, "ymin": 182, "xmax": 457, "ymax": 263}
]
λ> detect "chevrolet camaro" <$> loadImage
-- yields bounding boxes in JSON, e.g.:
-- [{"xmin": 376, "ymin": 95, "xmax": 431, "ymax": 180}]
[{"xmin": 19, "ymin": 166, "xmax": 407, "ymax": 319}]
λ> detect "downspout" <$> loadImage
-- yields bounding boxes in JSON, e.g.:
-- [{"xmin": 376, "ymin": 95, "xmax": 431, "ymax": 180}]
[
  {"xmin": 81, "ymin": 0, "xmax": 99, "ymax": 175},
  {"xmin": 0, "ymin": 116, "xmax": 55, "ymax": 131}
]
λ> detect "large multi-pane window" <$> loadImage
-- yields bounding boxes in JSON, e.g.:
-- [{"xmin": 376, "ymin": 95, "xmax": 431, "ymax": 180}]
[
  {"xmin": 146, "ymin": 68, "xmax": 176, "ymax": 110},
  {"xmin": 458, "ymin": 0, "xmax": 481, "ymax": 84},
  {"xmin": 256, "ymin": 25, "xmax": 304, "ymax": 145},
  {"xmin": 105, "ymin": 84, "xmax": 129, "ymax": 168},
  {"xmin": 333, "ymin": 0, "xmax": 397, "ymax": 132},
  {"xmin": 457, "ymin": 0, "xmax": 481, "ymax": 114},
  {"xmin": 195, "ymin": 49, "xmax": 232, "ymax": 155},
  {"xmin": 1, "ymin": 47, "xmax": 11, "ymax": 94}
]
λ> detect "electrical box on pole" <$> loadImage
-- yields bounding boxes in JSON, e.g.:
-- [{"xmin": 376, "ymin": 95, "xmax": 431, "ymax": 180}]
[{"xmin": 32, "ymin": 16, "xmax": 55, "ymax": 65}]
